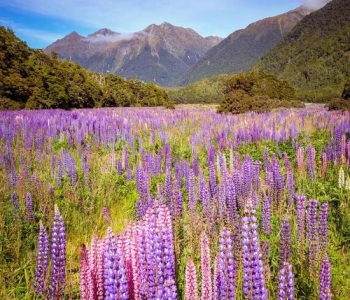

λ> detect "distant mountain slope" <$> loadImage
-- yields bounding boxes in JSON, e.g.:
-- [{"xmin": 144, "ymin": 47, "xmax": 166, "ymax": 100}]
[
  {"xmin": 253, "ymin": 0, "xmax": 350, "ymax": 101},
  {"xmin": 44, "ymin": 23, "xmax": 222, "ymax": 86},
  {"xmin": 178, "ymin": 6, "xmax": 312, "ymax": 86}
]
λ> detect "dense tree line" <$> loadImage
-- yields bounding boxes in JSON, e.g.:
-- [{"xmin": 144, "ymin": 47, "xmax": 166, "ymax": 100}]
[{"xmin": 0, "ymin": 26, "xmax": 172, "ymax": 110}]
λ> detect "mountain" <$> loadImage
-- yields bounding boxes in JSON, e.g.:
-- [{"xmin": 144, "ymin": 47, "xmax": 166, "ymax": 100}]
[
  {"xmin": 253, "ymin": 0, "xmax": 350, "ymax": 102},
  {"xmin": 178, "ymin": 6, "xmax": 312, "ymax": 86},
  {"xmin": 44, "ymin": 23, "xmax": 222, "ymax": 86}
]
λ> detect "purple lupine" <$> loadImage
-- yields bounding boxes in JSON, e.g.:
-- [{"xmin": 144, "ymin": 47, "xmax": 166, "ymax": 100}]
[
  {"xmin": 262, "ymin": 195, "xmax": 272, "ymax": 235},
  {"xmin": 172, "ymin": 178, "xmax": 183, "ymax": 220},
  {"xmin": 34, "ymin": 221, "xmax": 49, "ymax": 295},
  {"xmin": 319, "ymin": 254, "xmax": 332, "ymax": 300},
  {"xmin": 241, "ymin": 202, "xmax": 267, "ymax": 300},
  {"xmin": 199, "ymin": 175, "xmax": 211, "ymax": 221},
  {"xmin": 218, "ymin": 228, "xmax": 236, "ymax": 300},
  {"xmin": 200, "ymin": 232, "xmax": 212, "ymax": 300},
  {"xmin": 69, "ymin": 156, "xmax": 78, "ymax": 187},
  {"xmin": 185, "ymin": 257, "xmax": 199, "ymax": 300},
  {"xmin": 226, "ymin": 176, "xmax": 237, "ymax": 226},
  {"xmin": 307, "ymin": 199, "xmax": 319, "ymax": 277},
  {"xmin": 318, "ymin": 203, "xmax": 329, "ymax": 253},
  {"xmin": 154, "ymin": 205, "xmax": 177, "ymax": 299},
  {"xmin": 50, "ymin": 205, "xmax": 66, "ymax": 299},
  {"xmin": 277, "ymin": 262, "xmax": 294, "ymax": 300},
  {"xmin": 218, "ymin": 181, "xmax": 227, "ymax": 220},
  {"xmin": 10, "ymin": 192, "xmax": 20, "ymax": 218},
  {"xmin": 187, "ymin": 168, "xmax": 197, "ymax": 216},
  {"xmin": 279, "ymin": 219, "xmax": 291, "ymax": 267},
  {"xmin": 208, "ymin": 147, "xmax": 217, "ymax": 198},
  {"xmin": 104, "ymin": 228, "xmax": 129, "ymax": 300},
  {"xmin": 25, "ymin": 192, "xmax": 35, "ymax": 222}
]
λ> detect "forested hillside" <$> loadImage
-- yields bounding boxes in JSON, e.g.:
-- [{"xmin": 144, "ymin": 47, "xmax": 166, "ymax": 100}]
[
  {"xmin": 0, "ymin": 26, "xmax": 171, "ymax": 110},
  {"xmin": 253, "ymin": 0, "xmax": 350, "ymax": 102}
]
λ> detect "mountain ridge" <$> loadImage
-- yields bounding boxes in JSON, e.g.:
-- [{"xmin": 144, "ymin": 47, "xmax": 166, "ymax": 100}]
[
  {"xmin": 44, "ymin": 23, "xmax": 222, "ymax": 86},
  {"xmin": 178, "ymin": 6, "xmax": 313, "ymax": 86}
]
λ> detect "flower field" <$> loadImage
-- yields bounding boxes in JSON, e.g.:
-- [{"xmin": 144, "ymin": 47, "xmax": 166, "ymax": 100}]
[{"xmin": 0, "ymin": 105, "xmax": 349, "ymax": 299}]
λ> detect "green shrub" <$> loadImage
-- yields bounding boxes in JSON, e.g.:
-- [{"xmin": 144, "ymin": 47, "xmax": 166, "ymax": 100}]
[
  {"xmin": 342, "ymin": 78, "xmax": 350, "ymax": 100},
  {"xmin": 327, "ymin": 98, "xmax": 350, "ymax": 111},
  {"xmin": 217, "ymin": 90, "xmax": 252, "ymax": 114}
]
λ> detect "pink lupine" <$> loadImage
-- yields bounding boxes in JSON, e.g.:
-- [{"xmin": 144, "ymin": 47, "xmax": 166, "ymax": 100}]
[
  {"xmin": 200, "ymin": 232, "xmax": 212, "ymax": 300},
  {"xmin": 80, "ymin": 244, "xmax": 90, "ymax": 300},
  {"xmin": 185, "ymin": 257, "xmax": 199, "ymax": 300}
]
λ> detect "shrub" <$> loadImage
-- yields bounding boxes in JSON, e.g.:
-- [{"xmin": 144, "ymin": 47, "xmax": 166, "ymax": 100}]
[
  {"xmin": 217, "ymin": 90, "xmax": 252, "ymax": 114},
  {"xmin": 342, "ymin": 78, "xmax": 350, "ymax": 100},
  {"xmin": 327, "ymin": 98, "xmax": 350, "ymax": 111}
]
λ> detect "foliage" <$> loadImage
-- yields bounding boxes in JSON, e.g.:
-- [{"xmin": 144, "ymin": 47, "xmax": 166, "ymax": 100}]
[
  {"xmin": 327, "ymin": 98, "xmax": 350, "ymax": 111},
  {"xmin": 342, "ymin": 78, "xmax": 350, "ymax": 100},
  {"xmin": 0, "ymin": 26, "xmax": 171, "ymax": 110},
  {"xmin": 166, "ymin": 74, "xmax": 230, "ymax": 104},
  {"xmin": 253, "ymin": 0, "xmax": 350, "ymax": 102},
  {"xmin": 217, "ymin": 71, "xmax": 303, "ymax": 114}
]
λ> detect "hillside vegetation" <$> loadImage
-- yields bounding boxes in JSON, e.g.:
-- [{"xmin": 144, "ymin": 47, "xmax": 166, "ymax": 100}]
[
  {"xmin": 253, "ymin": 0, "xmax": 350, "ymax": 102},
  {"xmin": 0, "ymin": 26, "xmax": 171, "ymax": 110},
  {"xmin": 166, "ymin": 74, "xmax": 231, "ymax": 104}
]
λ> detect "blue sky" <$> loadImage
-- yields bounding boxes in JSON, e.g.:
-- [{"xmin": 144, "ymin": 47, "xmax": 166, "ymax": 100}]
[{"xmin": 0, "ymin": 0, "xmax": 327, "ymax": 48}]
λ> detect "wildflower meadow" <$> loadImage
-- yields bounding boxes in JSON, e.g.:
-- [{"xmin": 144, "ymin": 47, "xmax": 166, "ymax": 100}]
[{"xmin": 0, "ymin": 105, "xmax": 349, "ymax": 299}]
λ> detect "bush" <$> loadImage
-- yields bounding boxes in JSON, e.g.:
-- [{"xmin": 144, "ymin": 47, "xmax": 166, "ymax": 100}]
[
  {"xmin": 327, "ymin": 98, "xmax": 350, "ymax": 111},
  {"xmin": 217, "ymin": 90, "xmax": 252, "ymax": 114},
  {"xmin": 342, "ymin": 78, "xmax": 350, "ymax": 100}
]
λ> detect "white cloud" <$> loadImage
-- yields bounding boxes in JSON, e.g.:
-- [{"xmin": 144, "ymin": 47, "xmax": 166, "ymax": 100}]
[
  {"xmin": 0, "ymin": 0, "xmax": 235, "ymax": 35},
  {"xmin": 294, "ymin": 0, "xmax": 331, "ymax": 10}
]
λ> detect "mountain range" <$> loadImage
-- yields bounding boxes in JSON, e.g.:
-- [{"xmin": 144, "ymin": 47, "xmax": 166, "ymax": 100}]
[
  {"xmin": 178, "ymin": 6, "xmax": 312, "ymax": 85},
  {"xmin": 44, "ymin": 23, "xmax": 222, "ymax": 86},
  {"xmin": 44, "ymin": 5, "xmax": 318, "ymax": 87}
]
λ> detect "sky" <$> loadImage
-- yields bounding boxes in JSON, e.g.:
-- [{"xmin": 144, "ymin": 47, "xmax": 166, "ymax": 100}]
[{"xmin": 0, "ymin": 0, "xmax": 329, "ymax": 49}]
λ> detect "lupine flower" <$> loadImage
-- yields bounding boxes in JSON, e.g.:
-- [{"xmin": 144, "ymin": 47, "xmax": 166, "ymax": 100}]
[
  {"xmin": 262, "ymin": 195, "xmax": 272, "ymax": 234},
  {"xmin": 80, "ymin": 244, "xmax": 90, "ymax": 300},
  {"xmin": 185, "ymin": 257, "xmax": 199, "ymax": 300},
  {"xmin": 104, "ymin": 228, "xmax": 129, "ymax": 300},
  {"xmin": 318, "ymin": 203, "xmax": 329, "ymax": 253},
  {"xmin": 50, "ymin": 205, "xmax": 66, "ymax": 299},
  {"xmin": 277, "ymin": 262, "xmax": 294, "ymax": 300},
  {"xmin": 25, "ymin": 192, "xmax": 35, "ymax": 222},
  {"xmin": 10, "ymin": 192, "xmax": 20, "ymax": 218},
  {"xmin": 279, "ymin": 219, "xmax": 291, "ymax": 267},
  {"xmin": 241, "ymin": 202, "xmax": 268, "ymax": 299},
  {"xmin": 200, "ymin": 232, "xmax": 212, "ymax": 300},
  {"xmin": 307, "ymin": 145, "xmax": 316, "ymax": 181},
  {"xmin": 319, "ymin": 254, "xmax": 332, "ymax": 300},
  {"xmin": 307, "ymin": 199, "xmax": 319, "ymax": 277},
  {"xmin": 34, "ymin": 221, "xmax": 49, "ymax": 295},
  {"xmin": 218, "ymin": 228, "xmax": 236, "ymax": 300},
  {"xmin": 297, "ymin": 147, "xmax": 304, "ymax": 172}
]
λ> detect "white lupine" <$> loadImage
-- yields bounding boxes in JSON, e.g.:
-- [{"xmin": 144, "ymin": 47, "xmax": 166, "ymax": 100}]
[{"xmin": 345, "ymin": 176, "xmax": 350, "ymax": 191}]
